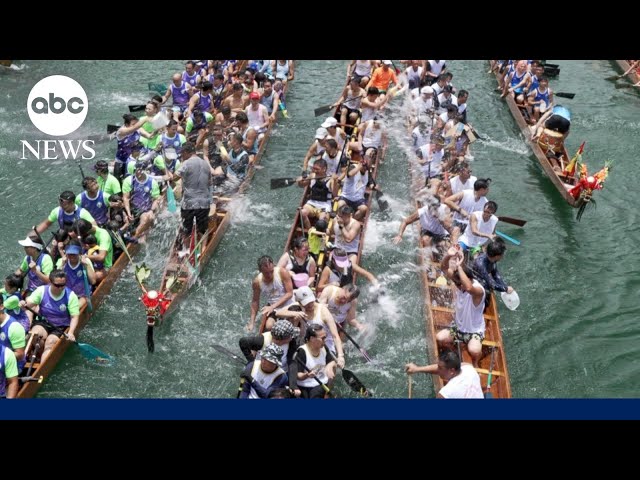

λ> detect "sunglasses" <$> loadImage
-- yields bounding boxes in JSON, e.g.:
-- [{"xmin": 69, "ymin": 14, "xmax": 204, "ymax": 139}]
[{"xmin": 52, "ymin": 282, "xmax": 67, "ymax": 288}]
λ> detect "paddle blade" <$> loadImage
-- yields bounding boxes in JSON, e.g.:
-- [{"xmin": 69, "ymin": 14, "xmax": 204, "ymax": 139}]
[
  {"xmin": 148, "ymin": 83, "xmax": 167, "ymax": 95},
  {"xmin": 75, "ymin": 342, "xmax": 115, "ymax": 367},
  {"xmin": 342, "ymin": 369, "xmax": 371, "ymax": 397},
  {"xmin": 270, "ymin": 177, "xmax": 298, "ymax": 189},
  {"xmin": 498, "ymin": 216, "xmax": 527, "ymax": 227},
  {"xmin": 374, "ymin": 190, "xmax": 389, "ymax": 212},
  {"xmin": 495, "ymin": 230, "xmax": 521, "ymax": 246},
  {"xmin": 147, "ymin": 325, "xmax": 155, "ymax": 353},
  {"xmin": 604, "ymin": 75, "xmax": 621, "ymax": 82},
  {"xmin": 129, "ymin": 105, "xmax": 146, "ymax": 112},
  {"xmin": 279, "ymin": 102, "xmax": 289, "ymax": 118},
  {"xmin": 166, "ymin": 185, "xmax": 177, "ymax": 213},
  {"xmin": 314, "ymin": 104, "xmax": 333, "ymax": 117},
  {"xmin": 615, "ymin": 83, "xmax": 635, "ymax": 89},
  {"xmin": 107, "ymin": 124, "xmax": 120, "ymax": 134},
  {"xmin": 555, "ymin": 92, "xmax": 575, "ymax": 99}
]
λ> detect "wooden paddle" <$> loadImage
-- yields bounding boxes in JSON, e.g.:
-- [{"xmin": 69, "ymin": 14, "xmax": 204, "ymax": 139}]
[
  {"xmin": 128, "ymin": 105, "xmax": 146, "ymax": 113},
  {"xmin": 498, "ymin": 216, "xmax": 527, "ymax": 227},
  {"xmin": 408, "ymin": 374, "xmax": 413, "ymax": 399},
  {"xmin": 107, "ymin": 124, "xmax": 120, "ymax": 134},
  {"xmin": 327, "ymin": 350, "xmax": 371, "ymax": 397},
  {"xmin": 271, "ymin": 177, "xmax": 299, "ymax": 189},
  {"xmin": 270, "ymin": 174, "xmax": 331, "ymax": 189},
  {"xmin": 604, "ymin": 74, "xmax": 623, "ymax": 82},
  {"xmin": 555, "ymin": 92, "xmax": 576, "ymax": 99},
  {"xmin": 293, "ymin": 352, "xmax": 333, "ymax": 397},
  {"xmin": 22, "ymin": 305, "xmax": 114, "ymax": 366},
  {"xmin": 314, "ymin": 104, "xmax": 334, "ymax": 117}
]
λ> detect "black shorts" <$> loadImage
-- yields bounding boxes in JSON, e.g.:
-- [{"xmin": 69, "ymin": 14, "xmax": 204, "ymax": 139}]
[
  {"xmin": 545, "ymin": 115, "xmax": 570, "ymax": 134},
  {"xmin": 341, "ymin": 197, "xmax": 366, "ymax": 210},
  {"xmin": 181, "ymin": 208, "xmax": 210, "ymax": 235},
  {"xmin": 421, "ymin": 229, "xmax": 449, "ymax": 244},
  {"xmin": 32, "ymin": 319, "xmax": 67, "ymax": 338},
  {"xmin": 351, "ymin": 73, "xmax": 368, "ymax": 84},
  {"xmin": 113, "ymin": 160, "xmax": 126, "ymax": 183}
]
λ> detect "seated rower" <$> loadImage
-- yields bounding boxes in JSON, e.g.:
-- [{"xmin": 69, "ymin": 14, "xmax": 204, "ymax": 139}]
[
  {"xmin": 289, "ymin": 323, "xmax": 337, "ymax": 399},
  {"xmin": 0, "ymin": 294, "xmax": 27, "ymax": 372},
  {"xmin": 318, "ymin": 283, "xmax": 366, "ymax": 333},
  {"xmin": 302, "ymin": 128, "xmax": 329, "ymax": 171},
  {"xmin": 277, "ymin": 236, "xmax": 316, "ymax": 289},
  {"xmin": 458, "ymin": 201, "xmax": 499, "ymax": 261},
  {"xmin": 74, "ymin": 219, "xmax": 114, "ymax": 284},
  {"xmin": 82, "ymin": 234, "xmax": 106, "ymax": 277},
  {"xmin": 437, "ymin": 247, "xmax": 486, "ymax": 367},
  {"xmin": 122, "ymin": 160, "xmax": 161, "ymax": 242},
  {"xmin": 501, "ymin": 60, "xmax": 531, "ymax": 104},
  {"xmin": 289, "ymin": 287, "xmax": 345, "ymax": 368},
  {"xmin": 15, "ymin": 236, "xmax": 53, "ymax": 297},
  {"xmin": 20, "ymin": 270, "xmax": 80, "ymax": 364},
  {"xmin": 76, "ymin": 176, "xmax": 117, "ymax": 228},
  {"xmin": 55, "ymin": 241, "xmax": 96, "ymax": 309},
  {"xmin": 247, "ymin": 255, "xmax": 294, "ymax": 333},
  {"xmin": 337, "ymin": 152, "xmax": 371, "ymax": 222},
  {"xmin": 527, "ymin": 76, "xmax": 553, "ymax": 123},
  {"xmin": 35, "ymin": 190, "xmax": 96, "ymax": 235},
  {"xmin": 297, "ymin": 158, "xmax": 338, "ymax": 230},
  {"xmin": 393, "ymin": 195, "xmax": 453, "ymax": 255},
  {"xmin": 332, "ymin": 77, "xmax": 365, "ymax": 126},
  {"xmin": 1, "ymin": 274, "xmax": 31, "ymax": 331},
  {"xmin": 238, "ymin": 344, "xmax": 289, "ymax": 400},
  {"xmin": 316, "ymin": 247, "xmax": 378, "ymax": 295}
]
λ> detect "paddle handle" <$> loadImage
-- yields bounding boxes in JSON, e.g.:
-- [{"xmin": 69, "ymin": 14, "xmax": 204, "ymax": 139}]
[
  {"xmin": 294, "ymin": 353, "xmax": 331, "ymax": 394},
  {"xmin": 408, "ymin": 374, "xmax": 413, "ymax": 399},
  {"xmin": 336, "ymin": 323, "xmax": 372, "ymax": 363}
]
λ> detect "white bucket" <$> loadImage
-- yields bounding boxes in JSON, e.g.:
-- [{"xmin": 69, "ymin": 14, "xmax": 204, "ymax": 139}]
[
  {"xmin": 500, "ymin": 290, "xmax": 520, "ymax": 311},
  {"xmin": 151, "ymin": 112, "xmax": 169, "ymax": 130},
  {"xmin": 164, "ymin": 147, "xmax": 178, "ymax": 160}
]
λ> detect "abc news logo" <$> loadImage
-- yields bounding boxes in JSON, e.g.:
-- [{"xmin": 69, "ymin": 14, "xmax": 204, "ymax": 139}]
[{"xmin": 22, "ymin": 75, "xmax": 95, "ymax": 160}]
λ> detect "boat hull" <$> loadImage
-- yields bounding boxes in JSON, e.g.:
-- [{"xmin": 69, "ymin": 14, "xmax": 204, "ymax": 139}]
[{"xmin": 492, "ymin": 63, "xmax": 584, "ymax": 208}]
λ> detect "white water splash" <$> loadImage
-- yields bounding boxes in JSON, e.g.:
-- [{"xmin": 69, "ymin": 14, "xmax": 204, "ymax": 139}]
[
  {"xmin": 363, "ymin": 216, "xmax": 402, "ymax": 253},
  {"xmin": 478, "ymin": 136, "xmax": 529, "ymax": 155},
  {"xmin": 228, "ymin": 196, "xmax": 285, "ymax": 226}
]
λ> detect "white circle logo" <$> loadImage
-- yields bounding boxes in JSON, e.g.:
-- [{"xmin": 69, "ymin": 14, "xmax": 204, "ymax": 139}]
[{"xmin": 27, "ymin": 75, "xmax": 88, "ymax": 136}]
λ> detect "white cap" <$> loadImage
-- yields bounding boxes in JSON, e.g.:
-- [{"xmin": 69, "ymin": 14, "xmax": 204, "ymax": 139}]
[
  {"xmin": 314, "ymin": 127, "xmax": 328, "ymax": 139},
  {"xmin": 18, "ymin": 237, "xmax": 43, "ymax": 250},
  {"xmin": 321, "ymin": 117, "xmax": 338, "ymax": 128},
  {"xmin": 294, "ymin": 286, "xmax": 316, "ymax": 306},
  {"xmin": 421, "ymin": 86, "xmax": 434, "ymax": 95},
  {"xmin": 382, "ymin": 60, "xmax": 393, "ymax": 66}
]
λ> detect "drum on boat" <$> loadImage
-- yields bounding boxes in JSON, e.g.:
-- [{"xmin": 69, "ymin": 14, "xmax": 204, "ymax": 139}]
[{"xmin": 537, "ymin": 128, "xmax": 564, "ymax": 154}]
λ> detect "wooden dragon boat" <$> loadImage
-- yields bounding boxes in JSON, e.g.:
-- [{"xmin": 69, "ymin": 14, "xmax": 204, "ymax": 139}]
[
  {"xmin": 613, "ymin": 60, "xmax": 640, "ymax": 86},
  {"xmin": 142, "ymin": 68, "xmax": 290, "ymax": 352},
  {"xmin": 491, "ymin": 63, "xmax": 585, "ymax": 209}
]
